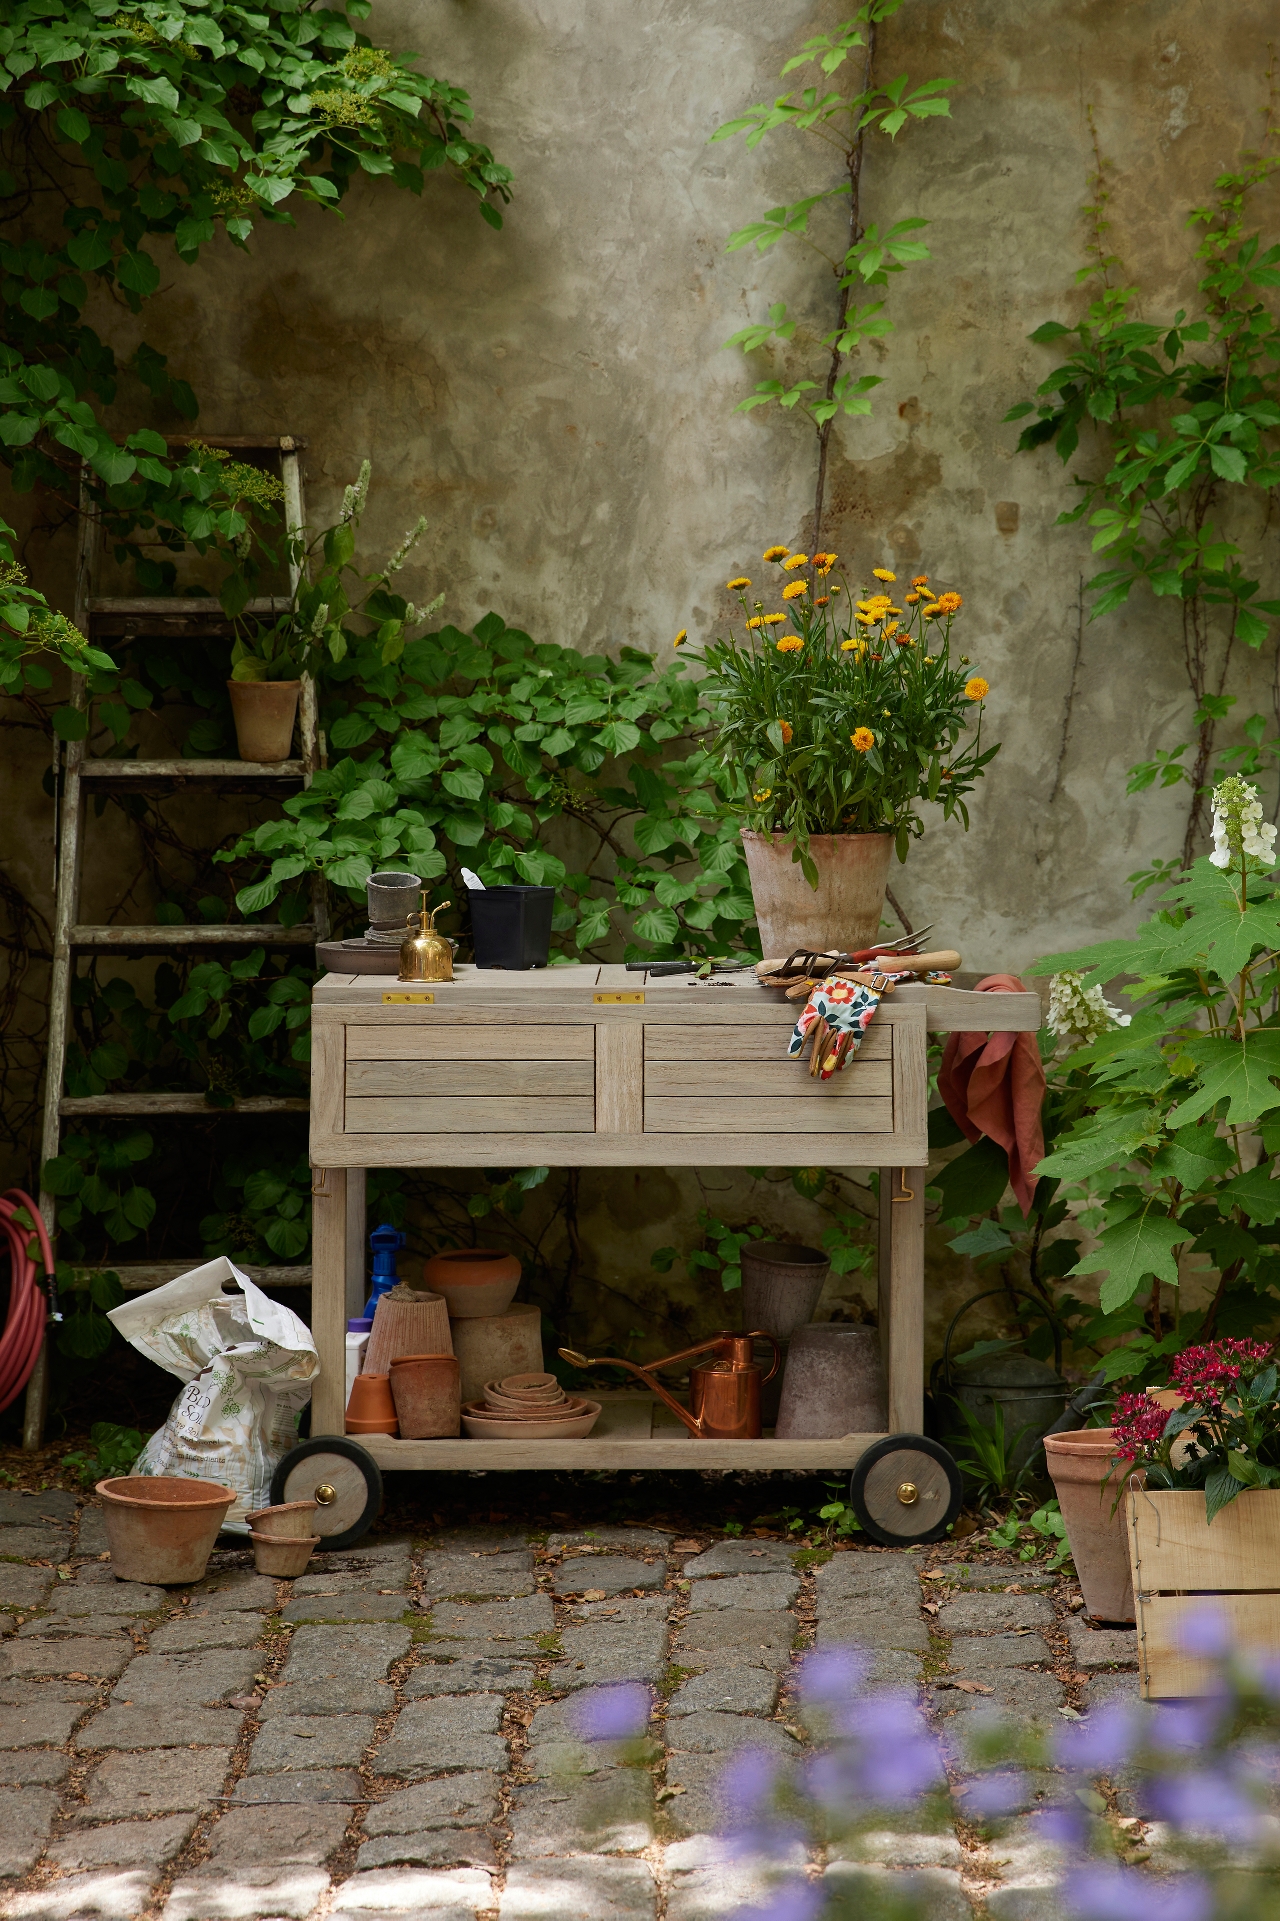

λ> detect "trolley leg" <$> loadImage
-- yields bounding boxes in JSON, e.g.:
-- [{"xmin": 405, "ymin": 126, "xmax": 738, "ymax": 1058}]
[
  {"xmin": 311, "ymin": 1165, "xmax": 348, "ymax": 1438},
  {"xmin": 878, "ymin": 1167, "xmax": 925, "ymax": 1433},
  {"xmin": 345, "ymin": 1167, "xmax": 367, "ymax": 1320}
]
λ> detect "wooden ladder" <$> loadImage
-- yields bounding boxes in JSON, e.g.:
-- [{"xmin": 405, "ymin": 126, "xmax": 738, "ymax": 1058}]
[{"xmin": 24, "ymin": 434, "xmax": 358, "ymax": 1447}]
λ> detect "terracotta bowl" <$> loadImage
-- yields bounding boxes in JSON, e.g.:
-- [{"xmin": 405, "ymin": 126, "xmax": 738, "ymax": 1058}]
[
  {"xmin": 468, "ymin": 1402, "xmax": 588, "ymax": 1424},
  {"xmin": 249, "ymin": 1531, "xmax": 320, "ymax": 1578},
  {"xmin": 424, "ymin": 1247, "xmax": 522, "ymax": 1319},
  {"xmin": 245, "ymin": 1501, "xmax": 319, "ymax": 1539},
  {"xmin": 461, "ymin": 1399, "xmax": 601, "ymax": 1440}
]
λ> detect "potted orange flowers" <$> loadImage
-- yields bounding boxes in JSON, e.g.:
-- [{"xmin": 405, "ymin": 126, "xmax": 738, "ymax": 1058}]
[{"xmin": 679, "ymin": 550, "xmax": 997, "ymax": 954}]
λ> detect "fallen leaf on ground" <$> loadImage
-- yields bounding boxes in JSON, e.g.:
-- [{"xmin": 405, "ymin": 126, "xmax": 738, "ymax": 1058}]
[
  {"xmin": 582, "ymin": 1589, "xmax": 607, "ymax": 1601},
  {"xmin": 673, "ymin": 1540, "xmax": 701, "ymax": 1552},
  {"xmin": 951, "ymin": 1680, "xmax": 994, "ymax": 1695},
  {"xmin": 656, "ymin": 1785, "xmax": 686, "ymax": 1800}
]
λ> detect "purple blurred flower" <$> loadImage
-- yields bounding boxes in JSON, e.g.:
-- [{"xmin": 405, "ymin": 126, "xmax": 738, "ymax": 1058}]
[
  {"xmin": 716, "ymin": 1749, "xmax": 807, "ymax": 1863},
  {"xmin": 1149, "ymin": 1699, "xmax": 1227, "ymax": 1753},
  {"xmin": 570, "ymin": 1682, "xmax": 650, "ymax": 1742},
  {"xmin": 797, "ymin": 1647, "xmax": 870, "ymax": 1706},
  {"xmin": 802, "ymin": 1692, "xmax": 943, "ymax": 1809},
  {"xmin": 1053, "ymin": 1700, "xmax": 1144, "ymax": 1773},
  {"xmin": 960, "ymin": 1772, "xmax": 1029, "ymax": 1818},
  {"xmin": 1146, "ymin": 1768, "xmax": 1261, "ymax": 1842},
  {"xmin": 726, "ymin": 1878, "xmax": 824, "ymax": 1921},
  {"xmin": 1064, "ymin": 1866, "xmax": 1212, "ymax": 1921},
  {"xmin": 1038, "ymin": 1804, "xmax": 1090, "ymax": 1850},
  {"xmin": 1178, "ymin": 1605, "xmax": 1231, "ymax": 1659}
]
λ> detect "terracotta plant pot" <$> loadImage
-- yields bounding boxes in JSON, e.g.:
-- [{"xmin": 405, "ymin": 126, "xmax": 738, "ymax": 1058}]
[
  {"xmin": 226, "ymin": 679, "xmax": 301, "ymax": 763},
  {"xmin": 364, "ymin": 1290, "xmax": 452, "ymax": 1375},
  {"xmin": 462, "ymin": 1399, "xmax": 601, "ymax": 1440},
  {"xmin": 245, "ymin": 1501, "xmax": 318, "ymax": 1539},
  {"xmin": 450, "ymin": 1303, "xmax": 543, "ymax": 1405},
  {"xmin": 250, "ymin": 1531, "xmax": 320, "ymax": 1578},
  {"xmin": 774, "ymin": 1324, "xmax": 887, "ymax": 1439},
  {"xmin": 389, "ymin": 1354, "xmax": 461, "ymax": 1438},
  {"xmin": 96, "ymin": 1475, "xmax": 236, "ymax": 1585},
  {"xmin": 345, "ymin": 1372, "xmax": 399, "ymax": 1436},
  {"xmin": 1044, "ymin": 1428, "xmax": 1135, "ymax": 1623},
  {"xmin": 741, "ymin": 828, "xmax": 895, "ymax": 956},
  {"xmin": 423, "ymin": 1248, "xmax": 522, "ymax": 1319}
]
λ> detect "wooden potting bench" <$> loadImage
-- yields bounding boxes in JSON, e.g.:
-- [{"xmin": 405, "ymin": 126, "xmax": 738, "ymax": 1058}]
[{"xmin": 290, "ymin": 965, "xmax": 1039, "ymax": 1542}]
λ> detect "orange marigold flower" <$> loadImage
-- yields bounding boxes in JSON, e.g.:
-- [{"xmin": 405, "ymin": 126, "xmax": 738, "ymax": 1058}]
[
  {"xmin": 780, "ymin": 721, "xmax": 794, "ymax": 744},
  {"xmin": 782, "ymin": 580, "xmax": 808, "ymax": 600},
  {"xmin": 782, "ymin": 552, "xmax": 809, "ymax": 571},
  {"xmin": 814, "ymin": 596, "xmax": 830, "ymax": 606},
  {"xmin": 856, "ymin": 612, "xmax": 876, "ymax": 625},
  {"xmin": 905, "ymin": 593, "xmax": 920, "ymax": 604},
  {"xmin": 936, "ymin": 591, "xmax": 963, "ymax": 614},
  {"xmin": 851, "ymin": 727, "xmax": 876, "ymax": 752},
  {"xmin": 841, "ymin": 638, "xmax": 865, "ymax": 653},
  {"xmin": 965, "ymin": 676, "xmax": 990, "ymax": 700},
  {"xmin": 762, "ymin": 545, "xmax": 789, "ymax": 563},
  {"xmin": 911, "ymin": 574, "xmax": 929, "ymax": 587},
  {"xmin": 776, "ymin": 636, "xmax": 804, "ymax": 653},
  {"xmin": 872, "ymin": 568, "xmax": 896, "ymax": 582}
]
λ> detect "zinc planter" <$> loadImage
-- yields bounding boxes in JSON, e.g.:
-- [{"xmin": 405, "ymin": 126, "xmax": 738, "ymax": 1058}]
[
  {"xmin": 741, "ymin": 829, "xmax": 894, "ymax": 957},
  {"xmin": 96, "ymin": 1475, "xmax": 235, "ymax": 1585},
  {"xmin": 1044, "ymin": 1429, "xmax": 1135, "ymax": 1625},
  {"xmin": 226, "ymin": 679, "xmax": 301, "ymax": 763},
  {"xmin": 1126, "ymin": 1484, "xmax": 1280, "ymax": 1697}
]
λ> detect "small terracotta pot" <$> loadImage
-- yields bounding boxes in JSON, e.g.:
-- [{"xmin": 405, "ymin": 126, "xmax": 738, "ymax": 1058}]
[
  {"xmin": 250, "ymin": 1531, "xmax": 320, "ymax": 1578},
  {"xmin": 96, "ymin": 1476, "xmax": 236, "ymax": 1585},
  {"xmin": 1044, "ymin": 1428, "xmax": 1135, "ymax": 1623},
  {"xmin": 345, "ymin": 1372, "xmax": 398, "ymax": 1436},
  {"xmin": 389, "ymin": 1354, "xmax": 461, "ymax": 1438},
  {"xmin": 245, "ymin": 1501, "xmax": 319, "ymax": 1539},
  {"xmin": 423, "ymin": 1247, "xmax": 522, "ymax": 1319},
  {"xmin": 226, "ymin": 679, "xmax": 301, "ymax": 763}
]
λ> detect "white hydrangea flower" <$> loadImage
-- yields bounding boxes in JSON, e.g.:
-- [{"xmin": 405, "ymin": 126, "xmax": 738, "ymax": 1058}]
[
  {"xmin": 1210, "ymin": 775, "xmax": 1278, "ymax": 869},
  {"xmin": 1047, "ymin": 970, "xmax": 1132, "ymax": 1043}
]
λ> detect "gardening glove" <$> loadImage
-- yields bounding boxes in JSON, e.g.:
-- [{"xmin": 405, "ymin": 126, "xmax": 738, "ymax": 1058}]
[{"xmin": 787, "ymin": 974, "xmax": 885, "ymax": 1080}]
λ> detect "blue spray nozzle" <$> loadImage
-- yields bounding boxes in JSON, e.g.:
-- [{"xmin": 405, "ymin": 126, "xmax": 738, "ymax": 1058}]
[{"xmin": 364, "ymin": 1223, "xmax": 407, "ymax": 1318}]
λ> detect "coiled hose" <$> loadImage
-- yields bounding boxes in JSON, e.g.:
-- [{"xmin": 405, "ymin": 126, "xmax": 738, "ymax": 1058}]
[{"xmin": 0, "ymin": 1189, "xmax": 55, "ymax": 1414}]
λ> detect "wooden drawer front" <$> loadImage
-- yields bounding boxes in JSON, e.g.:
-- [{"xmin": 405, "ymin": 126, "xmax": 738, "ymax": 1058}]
[
  {"xmin": 643, "ymin": 1023, "xmax": 893, "ymax": 1135},
  {"xmin": 345, "ymin": 1025, "xmax": 594, "ymax": 1061},
  {"xmin": 344, "ymin": 1025, "xmax": 595, "ymax": 1133}
]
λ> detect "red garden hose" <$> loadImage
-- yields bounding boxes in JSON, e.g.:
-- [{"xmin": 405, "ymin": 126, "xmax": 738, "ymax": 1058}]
[{"xmin": 0, "ymin": 1189, "xmax": 56, "ymax": 1414}]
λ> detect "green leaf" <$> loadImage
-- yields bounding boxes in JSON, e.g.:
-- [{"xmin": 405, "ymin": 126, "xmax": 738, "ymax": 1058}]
[
  {"xmin": 1152, "ymin": 1124, "xmax": 1236, "ymax": 1192},
  {"xmin": 1071, "ymin": 1207, "xmax": 1189, "ymax": 1313},
  {"xmin": 931, "ymin": 1136, "xmax": 1010, "ymax": 1223},
  {"xmin": 950, "ymin": 1218, "xmax": 1014, "ymax": 1258},
  {"xmin": 1167, "ymin": 1030, "xmax": 1280, "ymax": 1129},
  {"xmin": 1220, "ymin": 1162, "xmax": 1280, "ymax": 1226}
]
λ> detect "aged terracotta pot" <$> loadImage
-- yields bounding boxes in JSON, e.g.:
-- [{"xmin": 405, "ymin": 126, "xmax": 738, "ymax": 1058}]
[
  {"xmin": 245, "ymin": 1500, "xmax": 318, "ymax": 1539},
  {"xmin": 96, "ymin": 1475, "xmax": 236, "ymax": 1585},
  {"xmin": 423, "ymin": 1247, "xmax": 521, "ymax": 1319},
  {"xmin": 450, "ymin": 1302, "xmax": 544, "ymax": 1405},
  {"xmin": 389, "ymin": 1354, "xmax": 461, "ymax": 1438},
  {"xmin": 344, "ymin": 1372, "xmax": 399, "ymax": 1436},
  {"xmin": 741, "ymin": 829, "xmax": 895, "ymax": 956},
  {"xmin": 249, "ymin": 1530, "xmax": 320, "ymax": 1577},
  {"xmin": 1044, "ymin": 1428, "xmax": 1135, "ymax": 1623},
  {"xmin": 226, "ymin": 679, "xmax": 301, "ymax": 763}
]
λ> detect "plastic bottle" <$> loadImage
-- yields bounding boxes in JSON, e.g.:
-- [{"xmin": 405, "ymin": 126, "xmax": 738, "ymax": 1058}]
[
  {"xmin": 345, "ymin": 1317, "xmax": 372, "ymax": 1407},
  {"xmin": 362, "ymin": 1223, "xmax": 407, "ymax": 1319}
]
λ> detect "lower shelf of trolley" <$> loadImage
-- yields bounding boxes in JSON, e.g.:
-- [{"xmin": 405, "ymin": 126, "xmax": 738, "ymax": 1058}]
[{"xmin": 324, "ymin": 1391, "xmax": 888, "ymax": 1472}]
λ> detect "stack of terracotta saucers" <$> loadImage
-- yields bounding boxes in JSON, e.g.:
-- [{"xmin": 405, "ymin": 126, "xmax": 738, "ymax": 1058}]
[{"xmin": 461, "ymin": 1370, "xmax": 600, "ymax": 1439}]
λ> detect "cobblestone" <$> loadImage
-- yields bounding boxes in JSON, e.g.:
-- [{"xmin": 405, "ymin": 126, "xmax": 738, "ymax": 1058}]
[
  {"xmin": 552, "ymin": 1624, "xmax": 666, "ymax": 1692},
  {"xmin": 682, "ymin": 1542, "xmax": 795, "ymax": 1577},
  {"xmin": 666, "ymin": 1668, "xmax": 777, "ymax": 1716},
  {"xmin": 0, "ymin": 1700, "xmax": 87, "ymax": 1748},
  {"xmin": 149, "ymin": 1612, "xmax": 267, "ymax": 1654},
  {"xmin": 684, "ymin": 1573, "xmax": 798, "ymax": 1613},
  {"xmin": 355, "ymin": 1832, "xmax": 499, "ymax": 1871},
  {"xmin": 405, "ymin": 1657, "xmax": 533, "ymax": 1697},
  {"xmin": 109, "ymin": 1651, "xmax": 261, "ymax": 1708},
  {"xmin": 0, "ymin": 1637, "xmax": 132, "ymax": 1679},
  {"xmin": 665, "ymin": 1711, "xmax": 797, "ymax": 1756},
  {"xmin": 0, "ymin": 1494, "xmax": 76, "ymax": 1527},
  {"xmin": 420, "ymin": 1554, "xmax": 534, "ymax": 1599},
  {"xmin": 825, "ymin": 1862, "xmax": 974, "ymax": 1921},
  {"xmin": 0, "ymin": 1570, "xmax": 55, "ymax": 1610},
  {"xmin": 363, "ymin": 1774, "xmax": 502, "ymax": 1834},
  {"xmin": 0, "ymin": 1528, "xmax": 72, "ymax": 1562},
  {"xmin": 187, "ymin": 1573, "xmax": 281, "ymax": 1611},
  {"xmin": 548, "ymin": 1530, "xmax": 671, "ymax": 1553},
  {"xmin": 247, "ymin": 1715, "xmax": 376, "ymax": 1773},
  {"xmin": 553, "ymin": 1558, "xmax": 663, "ymax": 1596},
  {"xmin": 280, "ymin": 1595, "xmax": 412, "ymax": 1625},
  {"xmin": 1064, "ymin": 1619, "xmax": 1137, "ymax": 1671},
  {"xmin": 0, "ymin": 1786, "xmax": 59, "ymax": 1878},
  {"xmin": 671, "ymin": 1609, "xmax": 794, "ymax": 1671},
  {"xmin": 78, "ymin": 1707, "xmax": 243, "ymax": 1751},
  {"xmin": 263, "ymin": 1625, "xmax": 411, "ymax": 1718},
  {"xmin": 425, "ymin": 1597, "xmax": 555, "ymax": 1648},
  {"xmin": 48, "ymin": 1815, "xmax": 198, "ymax": 1873},
  {"xmin": 5, "ymin": 1867, "xmax": 157, "ymax": 1918},
  {"xmin": 75, "ymin": 1748, "xmax": 233, "ymax": 1820},
  {"xmin": 937, "ymin": 1592, "xmax": 1055, "ymax": 1633},
  {"xmin": 329, "ymin": 1864, "xmax": 493, "ymax": 1918},
  {"xmin": 373, "ymin": 1696, "xmax": 508, "ymax": 1778},
  {"xmin": 0, "ymin": 1752, "xmax": 71, "ymax": 1786},
  {"xmin": 231, "ymin": 1770, "xmax": 362, "ymax": 1805},
  {"xmin": 500, "ymin": 1858, "xmax": 656, "ymax": 1921},
  {"xmin": 507, "ymin": 1772, "xmax": 653, "ymax": 1859},
  {"xmin": 948, "ymin": 1632, "xmax": 1053, "ymax": 1671}
]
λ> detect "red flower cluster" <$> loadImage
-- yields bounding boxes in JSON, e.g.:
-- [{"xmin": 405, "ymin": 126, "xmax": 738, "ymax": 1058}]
[
  {"xmin": 1170, "ymin": 1338, "xmax": 1274, "ymax": 1405},
  {"xmin": 1111, "ymin": 1391, "xmax": 1170, "ymax": 1463}
]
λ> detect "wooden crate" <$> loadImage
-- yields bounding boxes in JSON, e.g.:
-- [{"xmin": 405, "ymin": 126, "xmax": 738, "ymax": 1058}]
[{"xmin": 1127, "ymin": 1485, "xmax": 1280, "ymax": 1696}]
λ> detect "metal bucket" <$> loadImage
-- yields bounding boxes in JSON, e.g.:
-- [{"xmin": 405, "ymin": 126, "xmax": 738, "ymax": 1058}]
[{"xmin": 931, "ymin": 1286, "xmax": 1068, "ymax": 1483}]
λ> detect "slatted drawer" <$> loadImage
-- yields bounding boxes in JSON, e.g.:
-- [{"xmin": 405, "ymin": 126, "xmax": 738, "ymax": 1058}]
[
  {"xmin": 343, "ymin": 1023, "xmax": 595, "ymax": 1134},
  {"xmin": 642, "ymin": 1022, "xmax": 894, "ymax": 1135}
]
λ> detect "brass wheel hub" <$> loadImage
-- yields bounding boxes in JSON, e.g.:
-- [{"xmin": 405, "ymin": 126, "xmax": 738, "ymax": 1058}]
[
  {"xmin": 896, "ymin": 1481, "xmax": 919, "ymax": 1506},
  {"xmin": 315, "ymin": 1483, "xmax": 338, "ymax": 1505}
]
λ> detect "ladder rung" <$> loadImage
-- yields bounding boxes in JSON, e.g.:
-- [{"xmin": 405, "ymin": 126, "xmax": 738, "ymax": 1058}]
[
  {"xmin": 70, "ymin": 924, "xmax": 315, "ymax": 947},
  {"xmin": 60, "ymin": 1095, "xmax": 308, "ymax": 1116},
  {"xmin": 156, "ymin": 435, "xmax": 307, "ymax": 452},
  {"xmin": 88, "ymin": 597, "xmax": 292, "ymax": 616},
  {"xmin": 81, "ymin": 758, "xmax": 306, "ymax": 780},
  {"xmin": 96, "ymin": 1261, "xmax": 312, "ymax": 1292}
]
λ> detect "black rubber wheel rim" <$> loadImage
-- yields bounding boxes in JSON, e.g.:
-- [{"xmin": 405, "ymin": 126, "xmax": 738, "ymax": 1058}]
[
  {"xmin": 849, "ymin": 1433, "xmax": 963, "ymax": 1547},
  {"xmin": 269, "ymin": 1437, "xmax": 383, "ymax": 1550}
]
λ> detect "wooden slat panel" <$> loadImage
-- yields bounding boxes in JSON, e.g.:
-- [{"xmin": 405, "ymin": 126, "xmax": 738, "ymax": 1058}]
[
  {"xmin": 892, "ymin": 1005, "xmax": 928, "ymax": 1139},
  {"xmin": 346, "ymin": 1097, "xmax": 596, "ymax": 1134},
  {"xmin": 311, "ymin": 1022, "xmax": 345, "ymax": 1152},
  {"xmin": 1136, "ymin": 1593, "xmax": 1280, "ymax": 1698},
  {"xmin": 880, "ymin": 1169, "xmax": 925, "ymax": 1431},
  {"xmin": 645, "ymin": 1060, "xmax": 891, "ymax": 1098},
  {"xmin": 310, "ymin": 1166, "xmax": 347, "ymax": 1438},
  {"xmin": 347, "ymin": 1061, "xmax": 593, "ymax": 1098},
  {"xmin": 645, "ymin": 1024, "xmax": 891, "ymax": 1062},
  {"xmin": 596, "ymin": 1022, "xmax": 643, "ymax": 1133},
  {"xmin": 644, "ymin": 1097, "xmax": 894, "ymax": 1135},
  {"xmin": 1127, "ymin": 1486, "xmax": 1279, "ymax": 1592},
  {"xmin": 61, "ymin": 1094, "xmax": 307, "ymax": 1115},
  {"xmin": 346, "ymin": 1025, "xmax": 595, "ymax": 1061},
  {"xmin": 73, "ymin": 923, "xmax": 314, "ymax": 947},
  {"xmin": 81, "ymin": 759, "xmax": 305, "ymax": 780},
  {"xmin": 312, "ymin": 1130, "xmax": 923, "ymax": 1168},
  {"xmin": 351, "ymin": 1431, "xmax": 885, "ymax": 1470}
]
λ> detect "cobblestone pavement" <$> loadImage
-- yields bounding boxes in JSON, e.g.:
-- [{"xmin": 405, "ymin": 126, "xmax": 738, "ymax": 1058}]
[{"xmin": 0, "ymin": 1489, "xmax": 1143, "ymax": 1920}]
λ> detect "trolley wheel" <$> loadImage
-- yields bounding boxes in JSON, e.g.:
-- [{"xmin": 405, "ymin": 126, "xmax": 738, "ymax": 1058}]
[
  {"xmin": 270, "ymin": 1438, "xmax": 383, "ymax": 1551},
  {"xmin": 849, "ymin": 1434, "xmax": 963, "ymax": 1547}
]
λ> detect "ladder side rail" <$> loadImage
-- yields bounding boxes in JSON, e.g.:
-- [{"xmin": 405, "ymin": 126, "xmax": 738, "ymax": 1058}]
[{"xmin": 281, "ymin": 441, "xmax": 330, "ymax": 941}]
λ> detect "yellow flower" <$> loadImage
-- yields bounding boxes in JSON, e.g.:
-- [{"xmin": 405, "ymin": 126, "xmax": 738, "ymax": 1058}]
[
  {"xmin": 762, "ymin": 613, "xmax": 787, "ymax": 625},
  {"xmin": 814, "ymin": 552, "xmax": 838, "ymax": 574},
  {"xmin": 727, "ymin": 576, "xmax": 751, "ymax": 591},
  {"xmin": 922, "ymin": 604, "xmax": 943, "ymax": 620},
  {"xmin": 753, "ymin": 787, "xmax": 773, "ymax": 802},
  {"xmin": 872, "ymin": 568, "xmax": 896, "ymax": 582},
  {"xmin": 814, "ymin": 596, "xmax": 830, "ymax": 607},
  {"xmin": 911, "ymin": 574, "xmax": 929, "ymax": 587},
  {"xmin": 965, "ymin": 676, "xmax": 990, "ymax": 700},
  {"xmin": 762, "ymin": 545, "xmax": 789, "ymax": 563},
  {"xmin": 936, "ymin": 591, "xmax": 963, "ymax": 615},
  {"xmin": 841, "ymin": 638, "xmax": 865, "ymax": 653},
  {"xmin": 905, "ymin": 593, "xmax": 920, "ymax": 604},
  {"xmin": 780, "ymin": 721, "xmax": 794, "ymax": 744},
  {"xmin": 855, "ymin": 612, "xmax": 876, "ymax": 625},
  {"xmin": 782, "ymin": 552, "xmax": 809, "ymax": 571},
  {"xmin": 746, "ymin": 616, "xmax": 763, "ymax": 629},
  {"xmin": 776, "ymin": 636, "xmax": 804, "ymax": 653},
  {"xmin": 851, "ymin": 727, "xmax": 876, "ymax": 752},
  {"xmin": 782, "ymin": 580, "xmax": 808, "ymax": 600},
  {"xmin": 884, "ymin": 621, "xmax": 899, "ymax": 638},
  {"xmin": 673, "ymin": 630, "xmax": 688, "ymax": 647}
]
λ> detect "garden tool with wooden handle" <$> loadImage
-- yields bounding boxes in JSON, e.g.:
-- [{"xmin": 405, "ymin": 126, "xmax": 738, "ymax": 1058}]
[{"xmin": 784, "ymin": 951, "xmax": 961, "ymax": 1000}]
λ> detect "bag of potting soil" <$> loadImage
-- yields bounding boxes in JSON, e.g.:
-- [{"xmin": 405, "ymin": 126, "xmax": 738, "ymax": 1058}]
[{"xmin": 107, "ymin": 1257, "xmax": 319, "ymax": 1533}]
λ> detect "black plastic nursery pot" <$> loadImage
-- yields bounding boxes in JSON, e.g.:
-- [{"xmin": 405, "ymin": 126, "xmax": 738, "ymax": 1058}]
[{"xmin": 468, "ymin": 886, "xmax": 555, "ymax": 969}]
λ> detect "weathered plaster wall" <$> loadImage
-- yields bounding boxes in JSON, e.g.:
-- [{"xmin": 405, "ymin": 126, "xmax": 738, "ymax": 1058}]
[{"xmin": 7, "ymin": 0, "xmax": 1279, "ymax": 1366}]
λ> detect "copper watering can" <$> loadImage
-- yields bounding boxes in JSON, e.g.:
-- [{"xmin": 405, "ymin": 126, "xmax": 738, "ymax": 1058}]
[{"xmin": 558, "ymin": 1331, "xmax": 780, "ymax": 1440}]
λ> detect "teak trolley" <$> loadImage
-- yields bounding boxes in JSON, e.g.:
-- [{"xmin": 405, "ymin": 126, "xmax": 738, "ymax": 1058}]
[{"xmin": 278, "ymin": 965, "xmax": 1040, "ymax": 1547}]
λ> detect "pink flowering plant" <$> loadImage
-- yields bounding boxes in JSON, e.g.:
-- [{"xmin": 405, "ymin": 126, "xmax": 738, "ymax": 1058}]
[{"xmin": 1112, "ymin": 1337, "xmax": 1280, "ymax": 1522}]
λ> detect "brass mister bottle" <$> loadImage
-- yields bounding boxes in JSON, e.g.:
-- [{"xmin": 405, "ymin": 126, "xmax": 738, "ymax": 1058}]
[{"xmin": 398, "ymin": 894, "xmax": 454, "ymax": 983}]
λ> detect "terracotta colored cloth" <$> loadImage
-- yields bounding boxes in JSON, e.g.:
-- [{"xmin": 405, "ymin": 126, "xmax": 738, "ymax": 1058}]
[{"xmin": 938, "ymin": 974, "xmax": 1046, "ymax": 1218}]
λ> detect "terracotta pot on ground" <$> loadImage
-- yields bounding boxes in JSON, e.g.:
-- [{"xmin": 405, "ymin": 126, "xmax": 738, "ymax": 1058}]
[
  {"xmin": 450, "ymin": 1303, "xmax": 543, "ymax": 1404},
  {"xmin": 226, "ymin": 679, "xmax": 301, "ymax": 763},
  {"xmin": 250, "ymin": 1531, "xmax": 320, "ymax": 1577},
  {"xmin": 774, "ymin": 1324, "xmax": 887, "ymax": 1439},
  {"xmin": 245, "ymin": 1501, "xmax": 318, "ymax": 1539},
  {"xmin": 389, "ymin": 1354, "xmax": 461, "ymax": 1438},
  {"xmin": 741, "ymin": 829, "xmax": 895, "ymax": 957},
  {"xmin": 345, "ymin": 1372, "xmax": 399, "ymax": 1436},
  {"xmin": 423, "ymin": 1248, "xmax": 522, "ymax": 1319},
  {"xmin": 1044, "ymin": 1428, "xmax": 1135, "ymax": 1623},
  {"xmin": 96, "ymin": 1475, "xmax": 236, "ymax": 1585}
]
